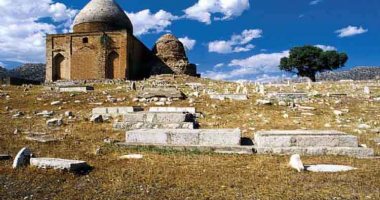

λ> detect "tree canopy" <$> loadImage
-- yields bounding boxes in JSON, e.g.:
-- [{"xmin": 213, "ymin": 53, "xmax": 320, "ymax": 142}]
[{"xmin": 279, "ymin": 45, "xmax": 348, "ymax": 81}]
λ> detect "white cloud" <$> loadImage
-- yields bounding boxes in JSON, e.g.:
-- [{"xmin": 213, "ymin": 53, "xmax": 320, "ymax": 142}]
[
  {"xmin": 127, "ymin": 9, "xmax": 179, "ymax": 36},
  {"xmin": 184, "ymin": 0, "xmax": 250, "ymax": 24},
  {"xmin": 314, "ymin": 44, "xmax": 337, "ymax": 51},
  {"xmin": 208, "ymin": 29, "xmax": 262, "ymax": 54},
  {"xmin": 203, "ymin": 51, "xmax": 289, "ymax": 80},
  {"xmin": 178, "ymin": 37, "xmax": 197, "ymax": 51},
  {"xmin": 335, "ymin": 26, "xmax": 368, "ymax": 38},
  {"xmin": 0, "ymin": 0, "xmax": 77, "ymax": 63},
  {"xmin": 213, "ymin": 63, "xmax": 225, "ymax": 69},
  {"xmin": 310, "ymin": 0, "xmax": 323, "ymax": 5}
]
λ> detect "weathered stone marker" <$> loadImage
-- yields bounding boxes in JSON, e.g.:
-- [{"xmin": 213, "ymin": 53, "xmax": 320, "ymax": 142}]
[
  {"xmin": 58, "ymin": 86, "xmax": 94, "ymax": 93},
  {"xmin": 30, "ymin": 158, "xmax": 90, "ymax": 172},
  {"xmin": 92, "ymin": 106, "xmax": 143, "ymax": 117},
  {"xmin": 125, "ymin": 129, "xmax": 241, "ymax": 146},
  {"xmin": 0, "ymin": 154, "xmax": 11, "ymax": 160},
  {"xmin": 254, "ymin": 130, "xmax": 374, "ymax": 157},
  {"xmin": 12, "ymin": 147, "xmax": 32, "ymax": 169}
]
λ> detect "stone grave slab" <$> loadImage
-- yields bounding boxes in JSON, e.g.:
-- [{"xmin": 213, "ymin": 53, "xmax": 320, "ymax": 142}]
[
  {"xmin": 138, "ymin": 88, "xmax": 185, "ymax": 99},
  {"xmin": 30, "ymin": 158, "xmax": 90, "ymax": 172},
  {"xmin": 254, "ymin": 130, "xmax": 374, "ymax": 158},
  {"xmin": 254, "ymin": 130, "xmax": 358, "ymax": 148},
  {"xmin": 305, "ymin": 164, "xmax": 356, "ymax": 173},
  {"xmin": 92, "ymin": 106, "xmax": 143, "ymax": 117},
  {"xmin": 58, "ymin": 86, "xmax": 94, "ymax": 93},
  {"xmin": 0, "ymin": 154, "xmax": 11, "ymax": 160},
  {"xmin": 148, "ymin": 107, "xmax": 196, "ymax": 114},
  {"xmin": 25, "ymin": 135, "xmax": 59, "ymax": 143},
  {"xmin": 125, "ymin": 129, "xmax": 241, "ymax": 146}
]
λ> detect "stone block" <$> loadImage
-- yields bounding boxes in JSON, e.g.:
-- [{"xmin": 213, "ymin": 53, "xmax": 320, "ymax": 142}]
[
  {"xmin": 125, "ymin": 129, "xmax": 241, "ymax": 146},
  {"xmin": 123, "ymin": 112, "xmax": 192, "ymax": 124},
  {"xmin": 58, "ymin": 86, "xmax": 94, "ymax": 93},
  {"xmin": 0, "ymin": 154, "xmax": 11, "ymax": 160},
  {"xmin": 30, "ymin": 158, "xmax": 90, "ymax": 172},
  {"xmin": 255, "ymin": 147, "xmax": 374, "ymax": 158},
  {"xmin": 25, "ymin": 135, "xmax": 58, "ymax": 143},
  {"xmin": 149, "ymin": 107, "xmax": 196, "ymax": 114},
  {"xmin": 254, "ymin": 130, "xmax": 358, "ymax": 148},
  {"xmin": 92, "ymin": 107, "xmax": 142, "ymax": 116},
  {"xmin": 138, "ymin": 88, "xmax": 185, "ymax": 99},
  {"xmin": 113, "ymin": 122, "xmax": 194, "ymax": 130}
]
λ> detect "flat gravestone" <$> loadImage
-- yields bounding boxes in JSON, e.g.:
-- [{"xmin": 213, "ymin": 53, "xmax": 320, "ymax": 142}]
[
  {"xmin": 305, "ymin": 165, "xmax": 356, "ymax": 173},
  {"xmin": 138, "ymin": 88, "xmax": 185, "ymax": 99},
  {"xmin": 0, "ymin": 154, "xmax": 11, "ymax": 160},
  {"xmin": 12, "ymin": 147, "xmax": 32, "ymax": 168},
  {"xmin": 30, "ymin": 158, "xmax": 90, "ymax": 172},
  {"xmin": 148, "ymin": 107, "xmax": 196, "ymax": 114},
  {"xmin": 92, "ymin": 106, "xmax": 143, "ymax": 117},
  {"xmin": 126, "ymin": 129, "xmax": 241, "ymax": 146},
  {"xmin": 25, "ymin": 135, "xmax": 59, "ymax": 143},
  {"xmin": 58, "ymin": 86, "xmax": 94, "ymax": 93}
]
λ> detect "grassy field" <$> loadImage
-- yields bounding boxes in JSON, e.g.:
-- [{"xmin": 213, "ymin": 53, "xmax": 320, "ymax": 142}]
[{"xmin": 0, "ymin": 77, "xmax": 379, "ymax": 199}]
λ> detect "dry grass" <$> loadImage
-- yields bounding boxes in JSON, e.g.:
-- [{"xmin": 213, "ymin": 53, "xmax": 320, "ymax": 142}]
[{"xmin": 0, "ymin": 78, "xmax": 380, "ymax": 199}]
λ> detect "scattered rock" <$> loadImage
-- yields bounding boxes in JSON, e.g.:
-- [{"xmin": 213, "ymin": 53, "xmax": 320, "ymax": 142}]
[
  {"xmin": 51, "ymin": 101, "xmax": 62, "ymax": 106},
  {"xmin": 358, "ymin": 124, "xmax": 371, "ymax": 129},
  {"xmin": 90, "ymin": 115, "xmax": 103, "ymax": 123},
  {"xmin": 46, "ymin": 118, "xmax": 63, "ymax": 127},
  {"xmin": 25, "ymin": 135, "xmax": 58, "ymax": 143}
]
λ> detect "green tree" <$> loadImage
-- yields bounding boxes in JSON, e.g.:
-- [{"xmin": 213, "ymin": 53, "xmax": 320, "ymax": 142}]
[{"xmin": 279, "ymin": 45, "xmax": 348, "ymax": 81}]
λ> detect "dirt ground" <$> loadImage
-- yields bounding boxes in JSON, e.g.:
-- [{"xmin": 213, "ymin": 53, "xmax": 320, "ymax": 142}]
[{"xmin": 0, "ymin": 77, "xmax": 379, "ymax": 200}]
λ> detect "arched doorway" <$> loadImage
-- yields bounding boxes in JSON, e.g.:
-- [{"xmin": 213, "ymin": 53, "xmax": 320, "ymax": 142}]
[
  {"xmin": 53, "ymin": 54, "xmax": 65, "ymax": 81},
  {"xmin": 106, "ymin": 51, "xmax": 119, "ymax": 79}
]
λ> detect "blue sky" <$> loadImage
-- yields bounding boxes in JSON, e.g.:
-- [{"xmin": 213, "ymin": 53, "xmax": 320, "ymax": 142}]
[{"xmin": 0, "ymin": 0, "xmax": 379, "ymax": 81}]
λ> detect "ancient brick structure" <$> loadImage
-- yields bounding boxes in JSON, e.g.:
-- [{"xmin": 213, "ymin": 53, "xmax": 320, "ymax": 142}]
[{"xmin": 46, "ymin": 0, "xmax": 196, "ymax": 82}]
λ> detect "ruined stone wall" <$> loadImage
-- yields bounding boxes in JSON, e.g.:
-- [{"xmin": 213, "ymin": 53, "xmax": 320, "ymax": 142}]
[{"xmin": 127, "ymin": 35, "xmax": 153, "ymax": 80}]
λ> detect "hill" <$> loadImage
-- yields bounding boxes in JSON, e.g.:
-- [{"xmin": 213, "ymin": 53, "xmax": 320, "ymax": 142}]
[
  {"xmin": 317, "ymin": 66, "xmax": 380, "ymax": 81},
  {"xmin": 8, "ymin": 63, "xmax": 46, "ymax": 82}
]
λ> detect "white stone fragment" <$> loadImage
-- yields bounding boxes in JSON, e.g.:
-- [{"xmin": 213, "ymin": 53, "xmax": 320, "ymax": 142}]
[
  {"xmin": 119, "ymin": 154, "xmax": 143, "ymax": 159},
  {"xmin": 306, "ymin": 165, "xmax": 356, "ymax": 173},
  {"xmin": 289, "ymin": 154, "xmax": 304, "ymax": 172}
]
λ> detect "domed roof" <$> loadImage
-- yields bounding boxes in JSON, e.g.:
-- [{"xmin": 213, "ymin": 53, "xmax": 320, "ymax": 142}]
[
  {"xmin": 156, "ymin": 34, "xmax": 180, "ymax": 43},
  {"xmin": 73, "ymin": 0, "xmax": 133, "ymax": 33},
  {"xmin": 153, "ymin": 34, "xmax": 187, "ymax": 59}
]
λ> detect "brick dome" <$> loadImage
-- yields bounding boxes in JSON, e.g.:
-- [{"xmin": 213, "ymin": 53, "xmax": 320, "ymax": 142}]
[{"xmin": 73, "ymin": 0, "xmax": 133, "ymax": 33}]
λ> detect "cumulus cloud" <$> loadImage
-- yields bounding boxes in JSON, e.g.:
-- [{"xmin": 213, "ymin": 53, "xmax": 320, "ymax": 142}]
[
  {"xmin": 184, "ymin": 0, "xmax": 250, "ymax": 24},
  {"xmin": 127, "ymin": 9, "xmax": 179, "ymax": 36},
  {"xmin": 314, "ymin": 44, "xmax": 337, "ymax": 51},
  {"xmin": 208, "ymin": 29, "xmax": 262, "ymax": 54},
  {"xmin": 0, "ymin": 0, "xmax": 77, "ymax": 63},
  {"xmin": 335, "ymin": 26, "xmax": 368, "ymax": 38},
  {"xmin": 178, "ymin": 37, "xmax": 197, "ymax": 51},
  {"xmin": 203, "ymin": 51, "xmax": 289, "ymax": 80},
  {"xmin": 310, "ymin": 0, "xmax": 323, "ymax": 5}
]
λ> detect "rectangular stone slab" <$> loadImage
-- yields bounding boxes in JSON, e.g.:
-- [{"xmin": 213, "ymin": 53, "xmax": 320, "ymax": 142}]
[
  {"xmin": 124, "ymin": 112, "xmax": 193, "ymax": 123},
  {"xmin": 92, "ymin": 107, "xmax": 143, "ymax": 116},
  {"xmin": 58, "ymin": 86, "xmax": 94, "ymax": 93},
  {"xmin": 255, "ymin": 147, "xmax": 374, "ymax": 158},
  {"xmin": 149, "ymin": 107, "xmax": 196, "ymax": 114},
  {"xmin": 138, "ymin": 88, "xmax": 185, "ymax": 99},
  {"xmin": 254, "ymin": 130, "xmax": 358, "ymax": 148},
  {"xmin": 113, "ymin": 122, "xmax": 194, "ymax": 130},
  {"xmin": 30, "ymin": 158, "xmax": 89, "ymax": 172},
  {"xmin": 126, "ymin": 129, "xmax": 241, "ymax": 146}
]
